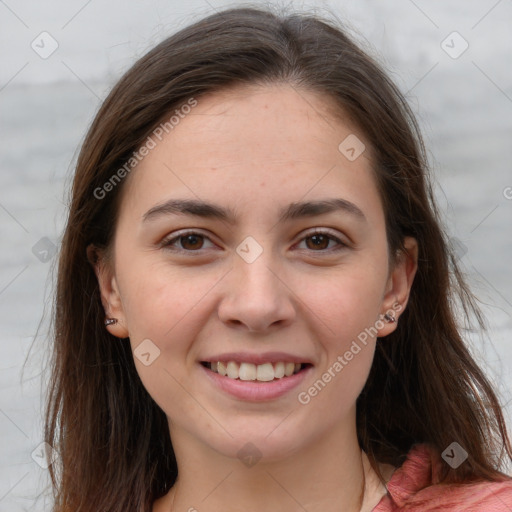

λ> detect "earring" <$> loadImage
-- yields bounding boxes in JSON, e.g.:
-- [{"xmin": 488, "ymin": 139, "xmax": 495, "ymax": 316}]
[
  {"xmin": 105, "ymin": 318, "xmax": 118, "ymax": 326},
  {"xmin": 383, "ymin": 313, "xmax": 396, "ymax": 323}
]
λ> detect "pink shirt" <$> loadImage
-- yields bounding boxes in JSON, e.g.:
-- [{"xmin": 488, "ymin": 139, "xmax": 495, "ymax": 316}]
[{"xmin": 373, "ymin": 443, "xmax": 512, "ymax": 511}]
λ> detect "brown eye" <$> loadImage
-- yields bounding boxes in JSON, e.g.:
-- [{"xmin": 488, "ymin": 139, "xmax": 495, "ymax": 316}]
[
  {"xmin": 297, "ymin": 230, "xmax": 346, "ymax": 252},
  {"xmin": 161, "ymin": 231, "xmax": 215, "ymax": 253},
  {"xmin": 305, "ymin": 233, "xmax": 331, "ymax": 250},
  {"xmin": 179, "ymin": 234, "xmax": 204, "ymax": 250}
]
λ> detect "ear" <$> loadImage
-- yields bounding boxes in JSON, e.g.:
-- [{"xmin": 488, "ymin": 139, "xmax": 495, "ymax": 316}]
[
  {"xmin": 86, "ymin": 244, "xmax": 129, "ymax": 338},
  {"xmin": 377, "ymin": 236, "xmax": 418, "ymax": 337}
]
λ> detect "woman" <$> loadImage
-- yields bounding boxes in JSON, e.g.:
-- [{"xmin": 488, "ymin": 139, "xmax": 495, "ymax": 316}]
[{"xmin": 45, "ymin": 6, "xmax": 512, "ymax": 511}]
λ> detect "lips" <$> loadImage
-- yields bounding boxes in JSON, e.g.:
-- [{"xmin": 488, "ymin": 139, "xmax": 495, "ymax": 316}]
[
  {"xmin": 200, "ymin": 351, "xmax": 313, "ymax": 385},
  {"xmin": 200, "ymin": 358, "xmax": 313, "ymax": 401}
]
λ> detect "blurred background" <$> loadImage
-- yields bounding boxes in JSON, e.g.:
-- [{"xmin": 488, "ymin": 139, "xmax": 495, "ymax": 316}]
[{"xmin": 1, "ymin": 0, "xmax": 511, "ymax": 509}]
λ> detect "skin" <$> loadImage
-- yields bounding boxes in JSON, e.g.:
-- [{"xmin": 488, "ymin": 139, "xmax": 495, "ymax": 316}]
[{"xmin": 92, "ymin": 83, "xmax": 418, "ymax": 512}]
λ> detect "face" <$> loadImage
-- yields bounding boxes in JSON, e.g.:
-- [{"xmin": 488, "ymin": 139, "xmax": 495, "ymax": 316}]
[{"xmin": 95, "ymin": 83, "xmax": 417, "ymax": 462}]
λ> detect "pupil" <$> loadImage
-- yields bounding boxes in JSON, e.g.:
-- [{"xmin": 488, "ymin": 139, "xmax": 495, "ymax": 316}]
[
  {"xmin": 308, "ymin": 234, "xmax": 328, "ymax": 250},
  {"xmin": 182, "ymin": 235, "xmax": 202, "ymax": 250}
]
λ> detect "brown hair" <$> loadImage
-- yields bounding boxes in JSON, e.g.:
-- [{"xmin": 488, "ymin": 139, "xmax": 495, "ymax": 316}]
[{"xmin": 44, "ymin": 5, "xmax": 512, "ymax": 511}]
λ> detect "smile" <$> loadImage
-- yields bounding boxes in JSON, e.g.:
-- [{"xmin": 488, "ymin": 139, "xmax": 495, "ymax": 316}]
[{"xmin": 202, "ymin": 361, "xmax": 310, "ymax": 381}]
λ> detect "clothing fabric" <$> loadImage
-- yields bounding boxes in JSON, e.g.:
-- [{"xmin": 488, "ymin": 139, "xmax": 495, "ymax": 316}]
[{"xmin": 373, "ymin": 443, "xmax": 512, "ymax": 511}]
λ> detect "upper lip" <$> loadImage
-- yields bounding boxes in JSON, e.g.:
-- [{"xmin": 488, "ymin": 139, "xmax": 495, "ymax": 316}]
[{"xmin": 200, "ymin": 351, "xmax": 314, "ymax": 365}]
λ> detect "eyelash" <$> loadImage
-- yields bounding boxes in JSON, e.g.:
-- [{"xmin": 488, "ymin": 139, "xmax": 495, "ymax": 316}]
[{"xmin": 160, "ymin": 229, "xmax": 348, "ymax": 255}]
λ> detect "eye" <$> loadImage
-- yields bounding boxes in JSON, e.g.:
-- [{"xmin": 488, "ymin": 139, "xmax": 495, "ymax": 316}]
[
  {"xmin": 160, "ymin": 229, "xmax": 347, "ymax": 255},
  {"xmin": 161, "ymin": 231, "xmax": 216, "ymax": 253},
  {"xmin": 295, "ymin": 229, "xmax": 347, "ymax": 252}
]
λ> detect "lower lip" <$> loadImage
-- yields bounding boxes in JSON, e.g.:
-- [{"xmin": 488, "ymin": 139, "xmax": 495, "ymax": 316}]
[{"xmin": 200, "ymin": 364, "xmax": 312, "ymax": 402}]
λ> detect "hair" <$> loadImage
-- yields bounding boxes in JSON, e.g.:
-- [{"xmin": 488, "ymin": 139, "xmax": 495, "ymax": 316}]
[{"xmin": 44, "ymin": 5, "xmax": 512, "ymax": 512}]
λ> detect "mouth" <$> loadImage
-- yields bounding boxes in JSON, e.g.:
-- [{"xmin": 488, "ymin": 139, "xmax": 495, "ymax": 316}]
[{"xmin": 200, "ymin": 361, "xmax": 312, "ymax": 382}]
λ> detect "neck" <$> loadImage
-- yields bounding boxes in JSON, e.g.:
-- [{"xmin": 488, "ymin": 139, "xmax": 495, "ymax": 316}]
[{"xmin": 159, "ymin": 421, "xmax": 387, "ymax": 512}]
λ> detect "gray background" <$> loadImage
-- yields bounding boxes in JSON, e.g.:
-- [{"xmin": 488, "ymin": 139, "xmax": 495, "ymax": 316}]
[{"xmin": 1, "ymin": 0, "xmax": 511, "ymax": 510}]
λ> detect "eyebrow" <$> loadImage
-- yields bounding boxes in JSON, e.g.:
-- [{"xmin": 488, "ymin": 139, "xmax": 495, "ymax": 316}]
[{"xmin": 142, "ymin": 197, "xmax": 367, "ymax": 224}]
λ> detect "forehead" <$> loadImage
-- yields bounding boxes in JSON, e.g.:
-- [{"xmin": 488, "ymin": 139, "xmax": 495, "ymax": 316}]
[
  {"xmin": 119, "ymin": 83, "xmax": 382, "ymax": 223},
  {"xmin": 166, "ymin": 83, "xmax": 367, "ymax": 161}
]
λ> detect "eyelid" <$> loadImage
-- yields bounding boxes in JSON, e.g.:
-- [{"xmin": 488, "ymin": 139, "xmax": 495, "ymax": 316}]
[
  {"xmin": 160, "ymin": 227, "xmax": 349, "ymax": 254},
  {"xmin": 294, "ymin": 228, "xmax": 348, "ymax": 251},
  {"xmin": 160, "ymin": 229, "xmax": 217, "ymax": 252}
]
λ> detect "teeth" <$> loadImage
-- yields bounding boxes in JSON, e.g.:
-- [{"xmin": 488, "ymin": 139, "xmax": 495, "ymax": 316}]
[
  {"xmin": 227, "ymin": 361, "xmax": 239, "ymax": 379},
  {"xmin": 239, "ymin": 362, "xmax": 256, "ymax": 381},
  {"xmin": 208, "ymin": 361, "xmax": 305, "ymax": 381},
  {"xmin": 274, "ymin": 362, "xmax": 285, "ymax": 378},
  {"xmin": 256, "ymin": 363, "xmax": 275, "ymax": 382},
  {"xmin": 285, "ymin": 362, "xmax": 295, "ymax": 377},
  {"xmin": 217, "ymin": 361, "xmax": 227, "ymax": 376}
]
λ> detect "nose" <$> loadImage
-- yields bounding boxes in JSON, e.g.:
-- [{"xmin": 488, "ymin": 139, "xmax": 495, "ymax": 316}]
[{"xmin": 217, "ymin": 249, "xmax": 296, "ymax": 333}]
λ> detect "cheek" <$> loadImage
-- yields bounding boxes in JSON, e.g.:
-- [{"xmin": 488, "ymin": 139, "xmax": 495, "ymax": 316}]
[
  {"xmin": 119, "ymin": 257, "xmax": 220, "ymax": 339},
  {"xmin": 305, "ymin": 262, "xmax": 386, "ymax": 341},
  {"xmin": 296, "ymin": 266, "xmax": 385, "ymax": 407},
  {"xmin": 118, "ymin": 262, "xmax": 220, "ymax": 416},
  {"xmin": 117, "ymin": 260, "xmax": 227, "ymax": 396}
]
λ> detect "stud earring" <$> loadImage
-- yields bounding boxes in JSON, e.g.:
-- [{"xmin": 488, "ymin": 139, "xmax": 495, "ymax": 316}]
[
  {"xmin": 105, "ymin": 318, "xmax": 118, "ymax": 326},
  {"xmin": 383, "ymin": 313, "xmax": 396, "ymax": 323}
]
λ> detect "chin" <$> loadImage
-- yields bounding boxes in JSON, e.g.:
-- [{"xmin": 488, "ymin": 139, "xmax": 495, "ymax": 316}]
[{"xmin": 197, "ymin": 420, "xmax": 311, "ymax": 464}]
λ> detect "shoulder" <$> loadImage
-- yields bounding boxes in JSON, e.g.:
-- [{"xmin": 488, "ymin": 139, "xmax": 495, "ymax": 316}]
[
  {"xmin": 375, "ymin": 443, "xmax": 512, "ymax": 511},
  {"xmin": 400, "ymin": 477, "xmax": 512, "ymax": 511}
]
